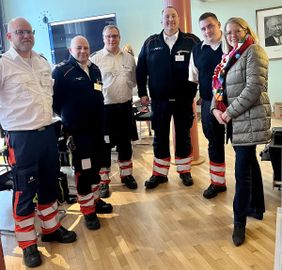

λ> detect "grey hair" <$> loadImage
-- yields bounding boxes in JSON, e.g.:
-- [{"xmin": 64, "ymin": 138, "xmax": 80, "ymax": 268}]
[{"xmin": 102, "ymin": 25, "xmax": 120, "ymax": 37}]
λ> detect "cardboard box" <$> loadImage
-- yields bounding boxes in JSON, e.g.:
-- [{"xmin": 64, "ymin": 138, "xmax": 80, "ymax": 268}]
[{"xmin": 273, "ymin": 102, "xmax": 282, "ymax": 119}]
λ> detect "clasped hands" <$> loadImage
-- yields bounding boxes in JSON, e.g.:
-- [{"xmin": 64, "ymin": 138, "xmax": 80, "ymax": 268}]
[{"xmin": 212, "ymin": 109, "xmax": 231, "ymax": 125}]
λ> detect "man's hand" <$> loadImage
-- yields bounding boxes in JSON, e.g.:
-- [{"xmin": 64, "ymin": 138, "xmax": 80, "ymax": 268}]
[{"xmin": 212, "ymin": 109, "xmax": 226, "ymax": 125}]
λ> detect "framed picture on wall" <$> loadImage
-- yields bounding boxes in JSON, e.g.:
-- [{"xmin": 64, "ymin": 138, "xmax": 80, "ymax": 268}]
[{"xmin": 256, "ymin": 6, "xmax": 282, "ymax": 59}]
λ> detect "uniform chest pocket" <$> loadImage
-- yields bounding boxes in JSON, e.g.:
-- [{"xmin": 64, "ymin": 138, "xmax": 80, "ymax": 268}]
[
  {"xmin": 6, "ymin": 73, "xmax": 34, "ymax": 85},
  {"xmin": 39, "ymin": 71, "xmax": 52, "ymax": 87}
]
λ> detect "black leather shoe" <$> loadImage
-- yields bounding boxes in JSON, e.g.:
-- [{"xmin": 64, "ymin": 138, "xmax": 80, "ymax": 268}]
[
  {"xmin": 121, "ymin": 175, "xmax": 138, "ymax": 189},
  {"xmin": 232, "ymin": 223, "xmax": 246, "ymax": 246},
  {"xmin": 41, "ymin": 226, "xmax": 77, "ymax": 243},
  {"xmin": 84, "ymin": 212, "xmax": 101, "ymax": 230},
  {"xmin": 203, "ymin": 183, "xmax": 227, "ymax": 199},
  {"xmin": 179, "ymin": 172, "xmax": 193, "ymax": 186},
  {"xmin": 145, "ymin": 175, "xmax": 168, "ymax": 189},
  {"xmin": 96, "ymin": 199, "xmax": 113, "ymax": 214},
  {"xmin": 23, "ymin": 244, "xmax": 42, "ymax": 268},
  {"xmin": 100, "ymin": 183, "xmax": 110, "ymax": 198}
]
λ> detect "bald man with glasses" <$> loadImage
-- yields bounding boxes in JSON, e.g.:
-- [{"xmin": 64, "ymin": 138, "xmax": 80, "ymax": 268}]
[{"xmin": 0, "ymin": 17, "xmax": 76, "ymax": 268}]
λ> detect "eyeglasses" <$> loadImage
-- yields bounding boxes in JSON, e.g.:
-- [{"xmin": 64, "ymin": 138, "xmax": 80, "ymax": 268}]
[
  {"xmin": 12, "ymin": 30, "xmax": 35, "ymax": 36},
  {"xmin": 104, "ymin": 34, "xmax": 119, "ymax": 39},
  {"xmin": 225, "ymin": 29, "xmax": 246, "ymax": 37}
]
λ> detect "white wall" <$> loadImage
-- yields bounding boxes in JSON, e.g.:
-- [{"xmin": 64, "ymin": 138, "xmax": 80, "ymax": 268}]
[{"xmin": 2, "ymin": 0, "xmax": 281, "ymax": 104}]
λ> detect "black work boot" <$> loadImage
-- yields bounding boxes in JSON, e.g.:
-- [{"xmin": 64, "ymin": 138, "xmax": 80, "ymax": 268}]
[
  {"xmin": 41, "ymin": 226, "xmax": 77, "ymax": 243},
  {"xmin": 23, "ymin": 244, "xmax": 42, "ymax": 268},
  {"xmin": 144, "ymin": 175, "xmax": 168, "ymax": 189},
  {"xmin": 203, "ymin": 183, "xmax": 227, "ymax": 199},
  {"xmin": 232, "ymin": 223, "xmax": 246, "ymax": 246},
  {"xmin": 96, "ymin": 199, "xmax": 113, "ymax": 214},
  {"xmin": 179, "ymin": 172, "xmax": 194, "ymax": 186},
  {"xmin": 84, "ymin": 212, "xmax": 101, "ymax": 230},
  {"xmin": 121, "ymin": 175, "xmax": 138, "ymax": 189}
]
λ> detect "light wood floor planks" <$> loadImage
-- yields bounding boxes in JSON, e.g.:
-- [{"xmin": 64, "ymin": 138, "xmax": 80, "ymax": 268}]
[{"xmin": 1, "ymin": 119, "xmax": 281, "ymax": 269}]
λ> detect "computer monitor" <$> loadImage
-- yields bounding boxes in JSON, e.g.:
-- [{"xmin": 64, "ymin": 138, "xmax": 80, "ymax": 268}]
[{"xmin": 48, "ymin": 13, "xmax": 116, "ymax": 64}]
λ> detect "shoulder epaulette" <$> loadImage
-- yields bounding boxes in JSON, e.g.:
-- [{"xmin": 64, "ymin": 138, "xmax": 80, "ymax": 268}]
[
  {"xmin": 89, "ymin": 51, "xmax": 98, "ymax": 58},
  {"xmin": 39, "ymin": 53, "xmax": 48, "ymax": 61}
]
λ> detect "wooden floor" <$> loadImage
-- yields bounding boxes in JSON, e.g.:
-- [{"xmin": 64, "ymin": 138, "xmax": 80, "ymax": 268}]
[{"xmin": 1, "ymin": 119, "xmax": 281, "ymax": 270}]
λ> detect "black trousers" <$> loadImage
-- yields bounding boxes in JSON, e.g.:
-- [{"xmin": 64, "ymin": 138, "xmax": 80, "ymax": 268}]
[
  {"xmin": 102, "ymin": 101, "xmax": 133, "ymax": 167},
  {"xmin": 71, "ymin": 131, "xmax": 104, "ymax": 195},
  {"xmin": 201, "ymin": 99, "xmax": 225, "ymax": 163},
  {"xmin": 150, "ymin": 99, "xmax": 194, "ymax": 159}
]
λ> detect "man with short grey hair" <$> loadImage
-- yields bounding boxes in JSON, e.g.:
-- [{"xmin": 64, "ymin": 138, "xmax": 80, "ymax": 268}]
[{"xmin": 90, "ymin": 25, "xmax": 138, "ymax": 197}]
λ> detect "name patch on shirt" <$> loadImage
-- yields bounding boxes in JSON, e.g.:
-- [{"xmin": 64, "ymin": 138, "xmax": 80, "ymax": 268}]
[
  {"xmin": 175, "ymin": 55, "xmax": 184, "ymax": 62},
  {"xmin": 82, "ymin": 158, "xmax": 91, "ymax": 170}
]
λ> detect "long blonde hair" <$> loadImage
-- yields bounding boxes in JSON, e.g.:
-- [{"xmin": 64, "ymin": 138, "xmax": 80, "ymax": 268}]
[{"xmin": 222, "ymin": 17, "xmax": 258, "ymax": 54}]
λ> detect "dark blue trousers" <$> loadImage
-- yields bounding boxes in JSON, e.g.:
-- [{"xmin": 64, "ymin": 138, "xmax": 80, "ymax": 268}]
[
  {"xmin": 7, "ymin": 125, "xmax": 59, "ymax": 216},
  {"xmin": 71, "ymin": 131, "xmax": 104, "ymax": 195},
  {"xmin": 151, "ymin": 99, "xmax": 194, "ymax": 159},
  {"xmin": 201, "ymin": 99, "xmax": 225, "ymax": 163},
  {"xmin": 233, "ymin": 145, "xmax": 265, "ymax": 225}
]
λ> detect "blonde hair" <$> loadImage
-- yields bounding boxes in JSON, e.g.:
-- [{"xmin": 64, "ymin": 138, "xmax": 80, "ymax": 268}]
[{"xmin": 222, "ymin": 17, "xmax": 258, "ymax": 54}]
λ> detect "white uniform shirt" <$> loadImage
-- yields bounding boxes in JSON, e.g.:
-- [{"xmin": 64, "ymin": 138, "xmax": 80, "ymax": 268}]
[
  {"xmin": 189, "ymin": 38, "xmax": 222, "ymax": 83},
  {"xmin": 0, "ymin": 47, "xmax": 53, "ymax": 131},
  {"xmin": 163, "ymin": 31, "xmax": 179, "ymax": 51},
  {"xmin": 90, "ymin": 48, "xmax": 136, "ymax": 105}
]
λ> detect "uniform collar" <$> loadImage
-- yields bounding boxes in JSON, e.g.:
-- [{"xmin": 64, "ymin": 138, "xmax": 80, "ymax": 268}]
[
  {"xmin": 69, "ymin": 55, "xmax": 91, "ymax": 67},
  {"xmin": 8, "ymin": 46, "xmax": 35, "ymax": 60},
  {"xmin": 102, "ymin": 47, "xmax": 123, "ymax": 56},
  {"xmin": 163, "ymin": 30, "xmax": 179, "ymax": 43},
  {"xmin": 201, "ymin": 33, "xmax": 223, "ymax": 50}
]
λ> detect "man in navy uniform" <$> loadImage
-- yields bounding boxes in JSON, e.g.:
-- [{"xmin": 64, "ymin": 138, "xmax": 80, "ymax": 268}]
[
  {"xmin": 136, "ymin": 6, "xmax": 200, "ymax": 189},
  {"xmin": 189, "ymin": 12, "xmax": 227, "ymax": 199},
  {"xmin": 53, "ymin": 36, "xmax": 112, "ymax": 231}
]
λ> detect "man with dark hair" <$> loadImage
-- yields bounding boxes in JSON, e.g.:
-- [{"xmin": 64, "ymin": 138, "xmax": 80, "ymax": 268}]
[
  {"xmin": 189, "ymin": 12, "xmax": 227, "ymax": 199},
  {"xmin": 265, "ymin": 16, "xmax": 282, "ymax": 46},
  {"xmin": 53, "ymin": 36, "xmax": 113, "ymax": 231},
  {"xmin": 0, "ymin": 17, "xmax": 76, "ymax": 268},
  {"xmin": 136, "ymin": 6, "xmax": 200, "ymax": 189}
]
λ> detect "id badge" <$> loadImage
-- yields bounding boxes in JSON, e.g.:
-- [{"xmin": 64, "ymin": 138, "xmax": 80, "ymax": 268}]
[
  {"xmin": 94, "ymin": 83, "xmax": 102, "ymax": 91},
  {"xmin": 175, "ymin": 55, "xmax": 184, "ymax": 62}
]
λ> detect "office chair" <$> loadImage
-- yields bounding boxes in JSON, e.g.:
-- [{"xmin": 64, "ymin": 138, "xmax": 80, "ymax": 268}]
[{"xmin": 133, "ymin": 105, "xmax": 152, "ymax": 140}]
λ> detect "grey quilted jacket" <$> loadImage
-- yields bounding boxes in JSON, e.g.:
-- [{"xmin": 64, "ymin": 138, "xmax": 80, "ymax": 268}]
[{"xmin": 213, "ymin": 44, "xmax": 272, "ymax": 146}]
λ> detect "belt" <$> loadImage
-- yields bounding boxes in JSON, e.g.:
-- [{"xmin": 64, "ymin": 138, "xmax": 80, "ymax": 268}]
[{"xmin": 8, "ymin": 124, "xmax": 51, "ymax": 133}]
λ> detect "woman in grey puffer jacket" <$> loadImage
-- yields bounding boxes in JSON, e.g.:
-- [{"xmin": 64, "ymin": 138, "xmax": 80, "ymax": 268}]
[{"xmin": 211, "ymin": 17, "xmax": 271, "ymax": 247}]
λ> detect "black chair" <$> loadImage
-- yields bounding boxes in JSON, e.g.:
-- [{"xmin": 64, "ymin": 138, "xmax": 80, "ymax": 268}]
[{"xmin": 133, "ymin": 105, "xmax": 152, "ymax": 140}]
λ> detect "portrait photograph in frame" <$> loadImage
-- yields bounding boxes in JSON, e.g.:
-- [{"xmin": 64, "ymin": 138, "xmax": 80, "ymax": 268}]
[{"xmin": 256, "ymin": 6, "xmax": 282, "ymax": 59}]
